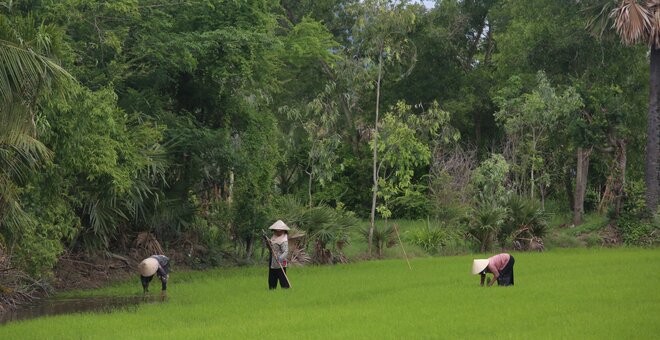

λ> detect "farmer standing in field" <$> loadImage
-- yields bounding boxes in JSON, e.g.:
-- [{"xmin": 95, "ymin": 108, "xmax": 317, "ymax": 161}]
[
  {"xmin": 264, "ymin": 220, "xmax": 291, "ymax": 289},
  {"xmin": 472, "ymin": 253, "xmax": 515, "ymax": 287},
  {"xmin": 138, "ymin": 255, "xmax": 170, "ymax": 294}
]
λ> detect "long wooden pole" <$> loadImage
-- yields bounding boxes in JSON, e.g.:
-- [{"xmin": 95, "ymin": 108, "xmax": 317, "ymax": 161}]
[{"xmin": 393, "ymin": 224, "xmax": 412, "ymax": 270}]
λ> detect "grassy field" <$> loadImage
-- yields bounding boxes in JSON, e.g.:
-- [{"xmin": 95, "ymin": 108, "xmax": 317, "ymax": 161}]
[{"xmin": 1, "ymin": 248, "xmax": 659, "ymax": 339}]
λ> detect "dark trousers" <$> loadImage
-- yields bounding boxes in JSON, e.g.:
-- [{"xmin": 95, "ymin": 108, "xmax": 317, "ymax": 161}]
[
  {"xmin": 497, "ymin": 255, "xmax": 515, "ymax": 286},
  {"xmin": 268, "ymin": 267, "xmax": 290, "ymax": 289}
]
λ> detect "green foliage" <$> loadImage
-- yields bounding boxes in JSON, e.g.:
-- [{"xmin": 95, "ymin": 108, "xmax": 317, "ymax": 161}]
[
  {"xmin": 0, "ymin": 12, "xmax": 73, "ymax": 104},
  {"xmin": 504, "ymin": 195, "xmax": 548, "ymax": 250},
  {"xmin": 471, "ymin": 153, "xmax": 510, "ymax": 203},
  {"xmin": 350, "ymin": 0, "xmax": 418, "ymax": 74},
  {"xmin": 283, "ymin": 17, "xmax": 340, "ymax": 65},
  {"xmin": 232, "ymin": 108, "xmax": 280, "ymax": 248},
  {"xmin": 359, "ymin": 224, "xmax": 395, "ymax": 258},
  {"xmin": 584, "ymin": 187, "xmax": 601, "ymax": 212},
  {"xmin": 273, "ymin": 195, "xmax": 358, "ymax": 262},
  {"xmin": 467, "ymin": 200, "xmax": 506, "ymax": 252},
  {"xmin": 494, "ymin": 71, "xmax": 583, "ymax": 198},
  {"xmin": 615, "ymin": 180, "xmax": 660, "ymax": 246},
  {"xmin": 0, "ymin": 0, "xmax": 654, "ymax": 278},
  {"xmin": 39, "ymin": 86, "xmax": 166, "ymax": 249},
  {"xmin": 374, "ymin": 101, "xmax": 453, "ymax": 219},
  {"xmin": 0, "ymin": 8, "xmax": 74, "ymax": 274},
  {"xmin": 389, "ymin": 184, "xmax": 431, "ymax": 219},
  {"xmin": 616, "ymin": 217, "xmax": 659, "ymax": 246},
  {"xmin": 544, "ymin": 232, "xmax": 582, "ymax": 249},
  {"xmin": 407, "ymin": 219, "xmax": 459, "ymax": 255}
]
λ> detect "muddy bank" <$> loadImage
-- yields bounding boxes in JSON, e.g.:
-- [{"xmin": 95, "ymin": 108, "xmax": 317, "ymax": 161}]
[
  {"xmin": 0, "ymin": 250, "xmax": 190, "ymax": 314},
  {"xmin": 0, "ymin": 294, "xmax": 167, "ymax": 325},
  {"xmin": 50, "ymin": 252, "xmax": 142, "ymax": 292}
]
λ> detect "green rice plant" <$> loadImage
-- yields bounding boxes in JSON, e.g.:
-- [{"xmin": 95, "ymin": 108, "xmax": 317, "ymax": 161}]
[{"xmin": 1, "ymin": 248, "xmax": 658, "ymax": 339}]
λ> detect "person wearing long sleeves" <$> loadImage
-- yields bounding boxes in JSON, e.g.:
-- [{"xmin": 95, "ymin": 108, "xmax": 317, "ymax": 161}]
[
  {"xmin": 267, "ymin": 220, "xmax": 290, "ymax": 289},
  {"xmin": 138, "ymin": 255, "xmax": 170, "ymax": 294},
  {"xmin": 472, "ymin": 253, "xmax": 515, "ymax": 287}
]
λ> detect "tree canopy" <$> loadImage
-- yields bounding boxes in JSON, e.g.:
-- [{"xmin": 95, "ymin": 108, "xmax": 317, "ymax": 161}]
[{"xmin": 0, "ymin": 0, "xmax": 656, "ymax": 278}]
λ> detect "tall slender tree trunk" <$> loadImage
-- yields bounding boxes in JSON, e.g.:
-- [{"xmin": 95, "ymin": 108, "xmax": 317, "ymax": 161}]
[
  {"xmin": 565, "ymin": 165, "xmax": 575, "ymax": 212},
  {"xmin": 645, "ymin": 47, "xmax": 660, "ymax": 214},
  {"xmin": 530, "ymin": 135, "xmax": 536, "ymax": 199},
  {"xmin": 227, "ymin": 170, "xmax": 234, "ymax": 203},
  {"xmin": 369, "ymin": 51, "xmax": 384, "ymax": 255},
  {"xmin": 308, "ymin": 170, "xmax": 313, "ymax": 208},
  {"xmin": 573, "ymin": 147, "xmax": 592, "ymax": 226},
  {"xmin": 612, "ymin": 140, "xmax": 627, "ymax": 218},
  {"xmin": 245, "ymin": 235, "xmax": 254, "ymax": 261}
]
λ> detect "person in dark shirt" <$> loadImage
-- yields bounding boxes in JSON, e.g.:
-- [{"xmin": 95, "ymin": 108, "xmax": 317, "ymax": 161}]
[{"xmin": 138, "ymin": 255, "xmax": 170, "ymax": 294}]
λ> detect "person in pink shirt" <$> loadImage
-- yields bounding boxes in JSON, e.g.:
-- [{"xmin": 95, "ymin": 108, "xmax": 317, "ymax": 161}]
[{"xmin": 471, "ymin": 253, "xmax": 515, "ymax": 287}]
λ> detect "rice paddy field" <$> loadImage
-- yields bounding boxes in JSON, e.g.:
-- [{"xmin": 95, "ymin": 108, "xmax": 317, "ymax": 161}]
[{"xmin": 1, "ymin": 247, "xmax": 658, "ymax": 339}]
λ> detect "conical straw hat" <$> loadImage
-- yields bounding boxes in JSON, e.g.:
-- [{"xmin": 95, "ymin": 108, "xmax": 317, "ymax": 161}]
[
  {"xmin": 268, "ymin": 220, "xmax": 290, "ymax": 231},
  {"xmin": 138, "ymin": 257, "xmax": 159, "ymax": 277},
  {"xmin": 471, "ymin": 259, "xmax": 489, "ymax": 275}
]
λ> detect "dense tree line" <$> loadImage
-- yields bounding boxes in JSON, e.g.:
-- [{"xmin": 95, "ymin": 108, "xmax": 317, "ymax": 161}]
[{"xmin": 0, "ymin": 0, "xmax": 658, "ymax": 278}]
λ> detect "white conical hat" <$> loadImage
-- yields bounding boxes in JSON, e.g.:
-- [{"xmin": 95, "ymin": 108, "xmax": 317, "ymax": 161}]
[
  {"xmin": 138, "ymin": 257, "xmax": 159, "ymax": 277},
  {"xmin": 268, "ymin": 220, "xmax": 290, "ymax": 231},
  {"xmin": 471, "ymin": 259, "xmax": 489, "ymax": 275}
]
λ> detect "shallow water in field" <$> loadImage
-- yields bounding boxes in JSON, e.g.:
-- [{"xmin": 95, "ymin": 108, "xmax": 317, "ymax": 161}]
[{"xmin": 0, "ymin": 294, "xmax": 166, "ymax": 325}]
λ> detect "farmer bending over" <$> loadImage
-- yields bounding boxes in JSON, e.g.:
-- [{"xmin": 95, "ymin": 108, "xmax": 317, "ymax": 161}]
[
  {"xmin": 266, "ymin": 220, "xmax": 290, "ymax": 289},
  {"xmin": 472, "ymin": 253, "xmax": 515, "ymax": 287},
  {"xmin": 138, "ymin": 255, "xmax": 170, "ymax": 294}
]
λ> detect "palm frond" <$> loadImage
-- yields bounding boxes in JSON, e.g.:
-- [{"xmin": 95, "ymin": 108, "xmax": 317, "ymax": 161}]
[
  {"xmin": 611, "ymin": 0, "xmax": 652, "ymax": 45},
  {"xmin": 0, "ymin": 102, "xmax": 51, "ymax": 182},
  {"xmin": 649, "ymin": 1, "xmax": 660, "ymax": 46},
  {"xmin": 585, "ymin": 0, "xmax": 620, "ymax": 39},
  {"xmin": 273, "ymin": 195, "xmax": 306, "ymax": 226},
  {"xmin": 0, "ymin": 39, "xmax": 72, "ymax": 103},
  {"xmin": 0, "ymin": 197, "xmax": 36, "ymax": 241}
]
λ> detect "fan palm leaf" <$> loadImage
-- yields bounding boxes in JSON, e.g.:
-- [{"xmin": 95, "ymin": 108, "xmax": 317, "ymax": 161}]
[
  {"xmin": 648, "ymin": 0, "xmax": 660, "ymax": 46},
  {"xmin": 273, "ymin": 195, "xmax": 306, "ymax": 226},
  {"xmin": 610, "ymin": 0, "xmax": 652, "ymax": 45}
]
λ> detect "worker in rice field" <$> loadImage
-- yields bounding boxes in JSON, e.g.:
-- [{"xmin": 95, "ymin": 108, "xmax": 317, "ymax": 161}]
[
  {"xmin": 138, "ymin": 255, "xmax": 170, "ymax": 294},
  {"xmin": 471, "ymin": 253, "xmax": 515, "ymax": 287},
  {"xmin": 265, "ymin": 220, "xmax": 290, "ymax": 289}
]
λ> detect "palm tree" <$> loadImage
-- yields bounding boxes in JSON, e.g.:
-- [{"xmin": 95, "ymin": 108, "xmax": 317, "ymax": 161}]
[
  {"xmin": 0, "ymin": 12, "xmax": 73, "ymax": 243},
  {"xmin": 587, "ymin": 0, "xmax": 660, "ymax": 214}
]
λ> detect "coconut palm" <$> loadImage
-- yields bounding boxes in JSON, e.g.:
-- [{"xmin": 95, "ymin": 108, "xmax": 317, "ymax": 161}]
[
  {"xmin": 0, "ymin": 13, "xmax": 72, "ymax": 106},
  {"xmin": 587, "ymin": 0, "xmax": 660, "ymax": 214},
  {"xmin": 0, "ymin": 12, "xmax": 73, "ymax": 244}
]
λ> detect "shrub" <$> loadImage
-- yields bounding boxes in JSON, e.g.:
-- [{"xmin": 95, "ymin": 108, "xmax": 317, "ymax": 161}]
[
  {"xmin": 407, "ymin": 220, "xmax": 459, "ymax": 255},
  {"xmin": 616, "ymin": 216, "xmax": 659, "ymax": 246},
  {"xmin": 615, "ymin": 180, "xmax": 660, "ymax": 246},
  {"xmin": 359, "ymin": 224, "xmax": 396, "ymax": 258},
  {"xmin": 500, "ymin": 195, "xmax": 549, "ymax": 251},
  {"xmin": 389, "ymin": 186, "xmax": 432, "ymax": 219},
  {"xmin": 584, "ymin": 187, "xmax": 600, "ymax": 212},
  {"xmin": 581, "ymin": 234, "xmax": 603, "ymax": 248},
  {"xmin": 467, "ymin": 202, "xmax": 506, "ymax": 252},
  {"xmin": 545, "ymin": 233, "xmax": 581, "ymax": 248},
  {"xmin": 273, "ymin": 196, "xmax": 358, "ymax": 263}
]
